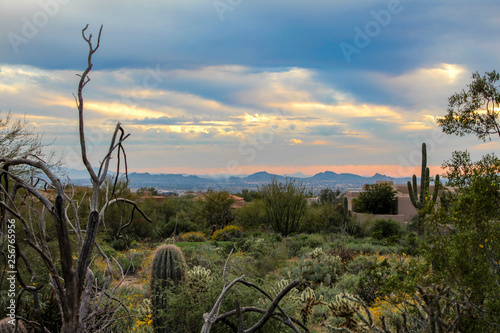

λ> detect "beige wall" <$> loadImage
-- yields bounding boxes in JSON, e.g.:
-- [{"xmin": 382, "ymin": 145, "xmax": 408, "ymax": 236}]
[{"xmin": 345, "ymin": 182, "xmax": 419, "ymax": 223}]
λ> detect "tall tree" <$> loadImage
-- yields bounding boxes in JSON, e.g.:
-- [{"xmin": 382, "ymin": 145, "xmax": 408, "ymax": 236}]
[
  {"xmin": 202, "ymin": 191, "xmax": 235, "ymax": 229},
  {"xmin": 438, "ymin": 70, "xmax": 500, "ymax": 141},
  {"xmin": 0, "ymin": 25, "xmax": 150, "ymax": 332},
  {"xmin": 259, "ymin": 177, "xmax": 307, "ymax": 236},
  {"xmin": 424, "ymin": 151, "xmax": 500, "ymax": 330}
]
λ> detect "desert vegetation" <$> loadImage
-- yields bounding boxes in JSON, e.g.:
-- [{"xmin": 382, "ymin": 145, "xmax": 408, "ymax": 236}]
[{"xmin": 1, "ymin": 27, "xmax": 500, "ymax": 332}]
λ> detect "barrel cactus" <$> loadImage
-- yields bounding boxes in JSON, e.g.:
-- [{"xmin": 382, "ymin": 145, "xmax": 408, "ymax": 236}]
[
  {"xmin": 150, "ymin": 244, "xmax": 187, "ymax": 332},
  {"xmin": 0, "ymin": 318, "xmax": 27, "ymax": 333}
]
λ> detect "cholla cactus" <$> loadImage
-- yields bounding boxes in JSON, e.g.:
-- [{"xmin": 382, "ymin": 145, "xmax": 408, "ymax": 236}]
[
  {"xmin": 309, "ymin": 247, "xmax": 325, "ymax": 259},
  {"xmin": 327, "ymin": 293, "xmax": 359, "ymax": 330},
  {"xmin": 297, "ymin": 287, "xmax": 325, "ymax": 324},
  {"xmin": 269, "ymin": 279, "xmax": 299, "ymax": 299},
  {"xmin": 187, "ymin": 265, "xmax": 213, "ymax": 292},
  {"xmin": 0, "ymin": 318, "xmax": 27, "ymax": 333},
  {"xmin": 164, "ymin": 237, "xmax": 175, "ymax": 245}
]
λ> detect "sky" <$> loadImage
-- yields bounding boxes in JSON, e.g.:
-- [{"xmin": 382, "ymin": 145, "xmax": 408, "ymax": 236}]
[{"xmin": 1, "ymin": 0, "xmax": 500, "ymax": 177}]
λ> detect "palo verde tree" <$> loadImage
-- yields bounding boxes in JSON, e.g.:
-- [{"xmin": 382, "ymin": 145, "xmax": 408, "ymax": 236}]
[
  {"xmin": 0, "ymin": 25, "xmax": 150, "ymax": 332},
  {"xmin": 424, "ymin": 151, "xmax": 500, "ymax": 331},
  {"xmin": 259, "ymin": 177, "xmax": 307, "ymax": 236},
  {"xmin": 438, "ymin": 70, "xmax": 500, "ymax": 141}
]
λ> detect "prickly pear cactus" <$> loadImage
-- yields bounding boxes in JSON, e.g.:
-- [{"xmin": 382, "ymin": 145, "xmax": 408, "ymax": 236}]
[
  {"xmin": 150, "ymin": 244, "xmax": 187, "ymax": 332},
  {"xmin": 0, "ymin": 318, "xmax": 27, "ymax": 333},
  {"xmin": 287, "ymin": 253, "xmax": 344, "ymax": 288}
]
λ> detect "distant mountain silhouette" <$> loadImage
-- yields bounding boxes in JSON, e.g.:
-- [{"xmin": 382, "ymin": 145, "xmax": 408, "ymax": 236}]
[
  {"xmin": 60, "ymin": 168, "xmax": 412, "ymax": 191},
  {"xmin": 309, "ymin": 171, "xmax": 366, "ymax": 182}
]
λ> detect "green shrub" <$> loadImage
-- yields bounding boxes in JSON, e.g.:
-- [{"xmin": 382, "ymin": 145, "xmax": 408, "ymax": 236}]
[
  {"xmin": 109, "ymin": 234, "xmax": 134, "ymax": 251},
  {"xmin": 305, "ymin": 234, "xmax": 324, "ymax": 248},
  {"xmin": 347, "ymin": 255, "xmax": 376, "ymax": 275},
  {"xmin": 117, "ymin": 250, "xmax": 143, "ymax": 274},
  {"xmin": 283, "ymin": 238, "xmax": 304, "ymax": 257},
  {"xmin": 353, "ymin": 183, "xmax": 397, "ymax": 214},
  {"xmin": 371, "ymin": 218, "xmax": 404, "ymax": 242},
  {"xmin": 355, "ymin": 258, "xmax": 392, "ymax": 305},
  {"xmin": 158, "ymin": 217, "xmax": 200, "ymax": 238},
  {"xmin": 401, "ymin": 232, "xmax": 420, "ymax": 256}
]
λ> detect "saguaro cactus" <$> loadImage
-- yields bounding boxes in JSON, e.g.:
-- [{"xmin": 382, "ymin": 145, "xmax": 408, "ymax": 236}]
[
  {"xmin": 150, "ymin": 244, "xmax": 187, "ymax": 332},
  {"xmin": 343, "ymin": 196, "xmax": 349, "ymax": 221},
  {"xmin": 407, "ymin": 143, "xmax": 440, "ymax": 228}
]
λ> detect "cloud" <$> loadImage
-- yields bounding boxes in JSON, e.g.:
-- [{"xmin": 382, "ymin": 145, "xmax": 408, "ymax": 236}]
[{"xmin": 289, "ymin": 139, "xmax": 303, "ymax": 145}]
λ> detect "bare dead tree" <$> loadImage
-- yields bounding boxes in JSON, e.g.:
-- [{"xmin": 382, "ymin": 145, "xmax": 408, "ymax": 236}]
[
  {"xmin": 201, "ymin": 277, "xmax": 307, "ymax": 333},
  {"xmin": 0, "ymin": 25, "xmax": 150, "ymax": 333}
]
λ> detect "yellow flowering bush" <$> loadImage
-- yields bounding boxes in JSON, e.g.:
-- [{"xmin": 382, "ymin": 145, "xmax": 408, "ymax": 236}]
[
  {"xmin": 180, "ymin": 231, "xmax": 206, "ymax": 242},
  {"xmin": 211, "ymin": 225, "xmax": 243, "ymax": 241}
]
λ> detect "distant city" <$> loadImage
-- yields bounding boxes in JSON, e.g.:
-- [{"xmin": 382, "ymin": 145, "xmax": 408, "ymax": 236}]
[{"xmin": 62, "ymin": 168, "xmax": 413, "ymax": 194}]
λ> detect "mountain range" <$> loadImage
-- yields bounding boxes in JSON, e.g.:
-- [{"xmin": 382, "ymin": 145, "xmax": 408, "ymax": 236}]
[{"xmin": 61, "ymin": 168, "xmax": 412, "ymax": 192}]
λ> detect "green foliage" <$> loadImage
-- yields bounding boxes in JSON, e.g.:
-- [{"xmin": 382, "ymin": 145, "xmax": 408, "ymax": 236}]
[
  {"xmin": 319, "ymin": 188, "xmax": 341, "ymax": 205},
  {"xmin": 232, "ymin": 241, "xmax": 290, "ymax": 280},
  {"xmin": 137, "ymin": 186, "xmax": 160, "ymax": 196},
  {"xmin": 347, "ymin": 255, "xmax": 376, "ymax": 275},
  {"xmin": 158, "ymin": 216, "xmax": 200, "ymax": 238},
  {"xmin": 150, "ymin": 244, "xmax": 187, "ymax": 332},
  {"xmin": 370, "ymin": 218, "xmax": 403, "ymax": 243},
  {"xmin": 236, "ymin": 189, "xmax": 261, "ymax": 202},
  {"xmin": 353, "ymin": 183, "xmax": 397, "ymax": 215},
  {"xmin": 424, "ymin": 151, "xmax": 500, "ymax": 328},
  {"xmin": 200, "ymin": 191, "xmax": 235, "ymax": 228},
  {"xmin": 438, "ymin": 70, "xmax": 500, "ymax": 141},
  {"xmin": 355, "ymin": 259, "xmax": 391, "ymax": 305},
  {"xmin": 117, "ymin": 249, "xmax": 144, "ymax": 274},
  {"xmin": 302, "ymin": 201, "xmax": 345, "ymax": 234},
  {"xmin": 259, "ymin": 177, "xmax": 308, "ymax": 236},
  {"xmin": 233, "ymin": 199, "xmax": 266, "ymax": 230}
]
